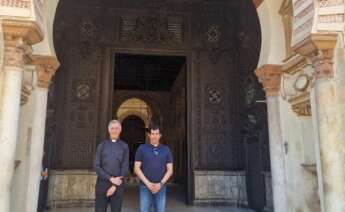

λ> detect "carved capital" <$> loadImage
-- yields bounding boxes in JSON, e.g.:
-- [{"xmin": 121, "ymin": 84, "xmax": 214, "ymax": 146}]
[
  {"xmin": 32, "ymin": 55, "xmax": 60, "ymax": 88},
  {"xmin": 294, "ymin": 33, "xmax": 338, "ymax": 79},
  {"xmin": 255, "ymin": 65, "xmax": 282, "ymax": 97},
  {"xmin": 2, "ymin": 20, "xmax": 43, "ymax": 68}
]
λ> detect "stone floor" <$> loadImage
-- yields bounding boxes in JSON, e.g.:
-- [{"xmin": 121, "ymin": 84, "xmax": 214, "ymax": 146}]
[{"xmin": 46, "ymin": 185, "xmax": 256, "ymax": 212}]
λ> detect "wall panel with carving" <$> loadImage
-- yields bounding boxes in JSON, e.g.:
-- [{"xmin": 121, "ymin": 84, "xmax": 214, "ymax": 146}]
[{"xmin": 51, "ymin": 0, "xmax": 261, "ymax": 172}]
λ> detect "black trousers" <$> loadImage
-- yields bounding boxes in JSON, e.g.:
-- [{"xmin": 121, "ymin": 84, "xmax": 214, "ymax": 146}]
[
  {"xmin": 37, "ymin": 179, "xmax": 48, "ymax": 212},
  {"xmin": 95, "ymin": 179, "xmax": 125, "ymax": 212}
]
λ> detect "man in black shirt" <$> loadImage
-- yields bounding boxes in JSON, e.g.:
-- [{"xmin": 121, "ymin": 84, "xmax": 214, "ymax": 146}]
[{"xmin": 95, "ymin": 120, "xmax": 129, "ymax": 212}]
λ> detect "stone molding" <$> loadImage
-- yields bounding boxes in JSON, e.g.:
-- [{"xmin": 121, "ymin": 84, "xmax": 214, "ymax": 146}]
[
  {"xmin": 32, "ymin": 55, "xmax": 60, "ymax": 89},
  {"xmin": 293, "ymin": 33, "xmax": 338, "ymax": 79},
  {"xmin": 255, "ymin": 65, "xmax": 282, "ymax": 97},
  {"xmin": 2, "ymin": 20, "xmax": 43, "ymax": 68}
]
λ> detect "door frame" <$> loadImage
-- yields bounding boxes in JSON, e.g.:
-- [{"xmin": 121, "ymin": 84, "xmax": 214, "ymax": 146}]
[{"xmin": 101, "ymin": 47, "xmax": 195, "ymax": 204}]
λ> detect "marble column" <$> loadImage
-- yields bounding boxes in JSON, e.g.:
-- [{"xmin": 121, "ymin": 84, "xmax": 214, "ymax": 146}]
[
  {"xmin": 256, "ymin": 64, "xmax": 288, "ymax": 212},
  {"xmin": 0, "ymin": 21, "xmax": 43, "ymax": 212},
  {"xmin": 25, "ymin": 55, "xmax": 59, "ymax": 212},
  {"xmin": 296, "ymin": 34, "xmax": 345, "ymax": 212}
]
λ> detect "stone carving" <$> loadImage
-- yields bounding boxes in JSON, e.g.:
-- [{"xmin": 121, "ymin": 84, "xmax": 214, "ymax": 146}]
[
  {"xmin": 0, "ymin": 0, "xmax": 30, "ymax": 9},
  {"xmin": 319, "ymin": 0, "xmax": 344, "ymax": 7},
  {"xmin": 281, "ymin": 54, "xmax": 313, "ymax": 116},
  {"xmin": 76, "ymin": 83, "xmax": 91, "ymax": 100},
  {"xmin": 194, "ymin": 170, "xmax": 247, "ymax": 205},
  {"xmin": 208, "ymin": 87, "xmax": 222, "ymax": 104},
  {"xmin": 295, "ymin": 34, "xmax": 337, "ymax": 79},
  {"xmin": 32, "ymin": 55, "xmax": 60, "ymax": 89},
  {"xmin": 280, "ymin": 0, "xmax": 295, "ymax": 58},
  {"xmin": 255, "ymin": 65, "xmax": 282, "ymax": 97},
  {"xmin": 20, "ymin": 85, "xmax": 31, "ymax": 105},
  {"xmin": 319, "ymin": 14, "xmax": 344, "ymax": 23},
  {"xmin": 4, "ymin": 38, "xmax": 27, "ymax": 67},
  {"xmin": 120, "ymin": 15, "xmax": 179, "ymax": 45},
  {"xmin": 80, "ymin": 20, "xmax": 95, "ymax": 42},
  {"xmin": 71, "ymin": 140, "xmax": 92, "ymax": 162},
  {"xmin": 206, "ymin": 25, "xmax": 222, "ymax": 44},
  {"xmin": 290, "ymin": 96, "xmax": 312, "ymax": 116}
]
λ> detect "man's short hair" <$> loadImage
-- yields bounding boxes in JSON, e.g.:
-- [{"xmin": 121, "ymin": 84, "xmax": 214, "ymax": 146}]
[
  {"xmin": 108, "ymin": 120, "xmax": 122, "ymax": 129},
  {"xmin": 148, "ymin": 124, "xmax": 161, "ymax": 133}
]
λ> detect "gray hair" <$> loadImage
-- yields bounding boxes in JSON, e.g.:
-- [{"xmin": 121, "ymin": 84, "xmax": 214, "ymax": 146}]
[{"xmin": 108, "ymin": 119, "xmax": 122, "ymax": 129}]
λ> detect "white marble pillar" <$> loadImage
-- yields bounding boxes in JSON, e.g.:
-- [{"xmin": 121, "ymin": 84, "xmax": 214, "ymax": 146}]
[
  {"xmin": 0, "ymin": 37, "xmax": 31, "ymax": 212},
  {"xmin": 296, "ymin": 34, "xmax": 345, "ymax": 212},
  {"xmin": 25, "ymin": 56, "xmax": 59, "ymax": 212},
  {"xmin": 256, "ymin": 64, "xmax": 288, "ymax": 212},
  {"xmin": 0, "ymin": 20, "xmax": 43, "ymax": 212}
]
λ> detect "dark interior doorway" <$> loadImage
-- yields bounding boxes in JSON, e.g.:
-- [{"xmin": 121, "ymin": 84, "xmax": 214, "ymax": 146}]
[
  {"xmin": 113, "ymin": 53, "xmax": 188, "ymax": 203},
  {"xmin": 121, "ymin": 115, "xmax": 146, "ymax": 174}
]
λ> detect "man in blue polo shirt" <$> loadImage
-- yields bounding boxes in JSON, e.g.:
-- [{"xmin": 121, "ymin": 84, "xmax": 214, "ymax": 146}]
[{"xmin": 134, "ymin": 124, "xmax": 173, "ymax": 212}]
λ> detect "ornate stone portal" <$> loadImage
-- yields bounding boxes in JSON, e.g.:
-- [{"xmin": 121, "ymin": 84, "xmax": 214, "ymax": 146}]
[{"xmin": 48, "ymin": 0, "xmax": 266, "ymax": 207}]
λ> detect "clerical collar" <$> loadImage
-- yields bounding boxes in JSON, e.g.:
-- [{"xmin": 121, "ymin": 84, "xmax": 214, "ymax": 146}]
[{"xmin": 111, "ymin": 139, "xmax": 117, "ymax": 143}]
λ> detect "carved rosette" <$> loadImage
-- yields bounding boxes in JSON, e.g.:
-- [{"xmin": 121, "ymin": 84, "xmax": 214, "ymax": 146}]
[
  {"xmin": 255, "ymin": 65, "xmax": 282, "ymax": 97},
  {"xmin": 32, "ymin": 55, "xmax": 60, "ymax": 89}
]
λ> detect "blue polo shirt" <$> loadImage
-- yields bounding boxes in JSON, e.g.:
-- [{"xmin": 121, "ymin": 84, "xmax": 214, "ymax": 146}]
[{"xmin": 135, "ymin": 143, "xmax": 173, "ymax": 183}]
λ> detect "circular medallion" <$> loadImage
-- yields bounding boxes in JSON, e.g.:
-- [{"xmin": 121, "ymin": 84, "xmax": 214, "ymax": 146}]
[{"xmin": 294, "ymin": 74, "xmax": 310, "ymax": 92}]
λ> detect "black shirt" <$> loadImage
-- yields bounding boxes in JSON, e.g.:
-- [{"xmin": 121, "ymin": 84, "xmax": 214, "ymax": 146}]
[{"xmin": 95, "ymin": 139, "xmax": 129, "ymax": 181}]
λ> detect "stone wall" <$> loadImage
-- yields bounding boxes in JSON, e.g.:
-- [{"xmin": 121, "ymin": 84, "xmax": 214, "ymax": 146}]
[
  {"xmin": 194, "ymin": 171, "xmax": 247, "ymax": 206},
  {"xmin": 47, "ymin": 170, "xmax": 97, "ymax": 208}
]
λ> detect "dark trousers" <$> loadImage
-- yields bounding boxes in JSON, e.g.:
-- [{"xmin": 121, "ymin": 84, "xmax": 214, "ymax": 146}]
[
  {"xmin": 37, "ymin": 179, "xmax": 48, "ymax": 212},
  {"xmin": 95, "ymin": 179, "xmax": 125, "ymax": 212}
]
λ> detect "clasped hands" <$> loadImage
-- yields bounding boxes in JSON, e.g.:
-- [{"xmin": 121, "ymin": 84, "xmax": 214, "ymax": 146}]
[
  {"xmin": 146, "ymin": 182, "xmax": 162, "ymax": 194},
  {"xmin": 106, "ymin": 176, "xmax": 123, "ymax": 197}
]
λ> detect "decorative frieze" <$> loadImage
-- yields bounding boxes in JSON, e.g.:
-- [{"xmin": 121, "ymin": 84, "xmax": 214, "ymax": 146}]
[
  {"xmin": 0, "ymin": 0, "xmax": 30, "ymax": 9},
  {"xmin": 319, "ymin": 0, "xmax": 344, "ymax": 7}
]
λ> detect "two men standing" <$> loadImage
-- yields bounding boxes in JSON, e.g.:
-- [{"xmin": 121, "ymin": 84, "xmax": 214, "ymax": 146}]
[{"xmin": 95, "ymin": 121, "xmax": 173, "ymax": 212}]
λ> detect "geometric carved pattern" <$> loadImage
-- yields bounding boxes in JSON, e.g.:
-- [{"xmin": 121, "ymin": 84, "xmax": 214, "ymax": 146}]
[
  {"xmin": 206, "ymin": 25, "xmax": 222, "ymax": 44},
  {"xmin": 80, "ymin": 21, "xmax": 95, "ymax": 41},
  {"xmin": 70, "ymin": 140, "xmax": 92, "ymax": 162},
  {"xmin": 208, "ymin": 87, "xmax": 222, "ymax": 104},
  {"xmin": 76, "ymin": 83, "xmax": 91, "ymax": 100},
  {"xmin": 319, "ymin": 0, "xmax": 344, "ymax": 7},
  {"xmin": 119, "ymin": 15, "xmax": 183, "ymax": 44},
  {"xmin": 0, "ymin": 0, "xmax": 30, "ymax": 9}
]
